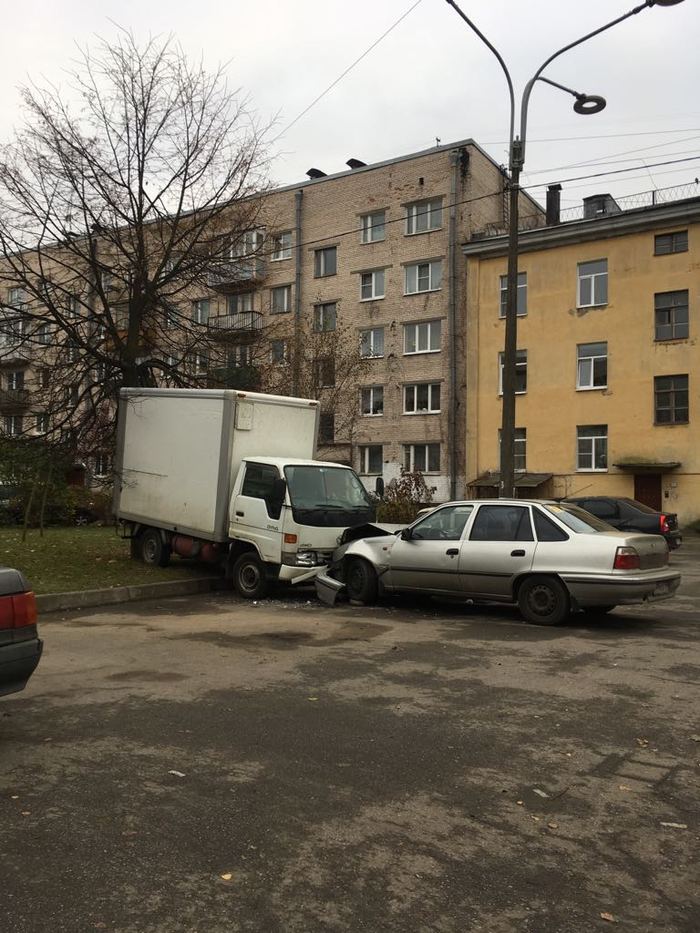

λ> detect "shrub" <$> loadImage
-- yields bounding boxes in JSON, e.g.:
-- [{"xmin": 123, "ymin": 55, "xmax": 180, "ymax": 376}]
[{"xmin": 375, "ymin": 470, "xmax": 434, "ymax": 524}]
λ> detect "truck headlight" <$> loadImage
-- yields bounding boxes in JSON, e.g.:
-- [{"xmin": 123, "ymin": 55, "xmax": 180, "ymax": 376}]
[{"xmin": 296, "ymin": 551, "xmax": 318, "ymax": 567}]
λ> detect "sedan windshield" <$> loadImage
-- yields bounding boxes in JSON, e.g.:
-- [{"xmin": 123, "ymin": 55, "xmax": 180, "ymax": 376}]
[
  {"xmin": 284, "ymin": 465, "xmax": 374, "ymax": 528},
  {"xmin": 544, "ymin": 503, "xmax": 615, "ymax": 533}
]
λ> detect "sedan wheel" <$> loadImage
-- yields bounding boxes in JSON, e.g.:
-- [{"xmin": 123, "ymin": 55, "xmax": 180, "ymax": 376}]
[
  {"xmin": 518, "ymin": 576, "xmax": 569, "ymax": 626},
  {"xmin": 345, "ymin": 558, "xmax": 378, "ymax": 605}
]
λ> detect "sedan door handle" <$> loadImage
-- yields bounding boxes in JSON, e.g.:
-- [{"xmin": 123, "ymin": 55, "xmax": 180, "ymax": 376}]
[
  {"xmin": 511, "ymin": 549, "xmax": 526, "ymax": 557},
  {"xmin": 446, "ymin": 548, "xmax": 459, "ymax": 556}
]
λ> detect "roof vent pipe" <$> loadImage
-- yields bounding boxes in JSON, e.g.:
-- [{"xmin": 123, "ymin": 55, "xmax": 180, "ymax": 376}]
[
  {"xmin": 346, "ymin": 158, "xmax": 366, "ymax": 170},
  {"xmin": 306, "ymin": 168, "xmax": 327, "ymax": 179},
  {"xmin": 546, "ymin": 184, "xmax": 562, "ymax": 225}
]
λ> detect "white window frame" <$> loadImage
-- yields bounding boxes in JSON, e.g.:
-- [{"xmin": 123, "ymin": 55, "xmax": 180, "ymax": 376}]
[
  {"xmin": 405, "ymin": 260, "xmax": 442, "ymax": 295},
  {"xmin": 192, "ymin": 299, "xmax": 210, "ymax": 325},
  {"xmin": 93, "ymin": 454, "xmax": 110, "ymax": 476},
  {"xmin": 576, "ymin": 342, "xmax": 608, "ymax": 390},
  {"xmin": 359, "ymin": 445, "xmax": 383, "ymax": 475},
  {"xmin": 35, "ymin": 413, "xmax": 49, "ymax": 435},
  {"xmin": 360, "ymin": 269, "xmax": 385, "ymax": 301},
  {"xmin": 271, "ymin": 231, "xmax": 292, "ymax": 261},
  {"xmin": 403, "ymin": 443, "xmax": 441, "ymax": 474},
  {"xmin": 499, "ymin": 428, "xmax": 527, "ymax": 472},
  {"xmin": 7, "ymin": 287, "xmax": 25, "ymax": 308},
  {"xmin": 4, "ymin": 415, "xmax": 23, "ymax": 436},
  {"xmin": 403, "ymin": 320, "xmax": 441, "ymax": 355},
  {"xmin": 270, "ymin": 339, "xmax": 288, "ymax": 364},
  {"xmin": 577, "ymin": 425, "xmax": 608, "ymax": 472},
  {"xmin": 498, "ymin": 350, "xmax": 527, "ymax": 395},
  {"xmin": 313, "ymin": 302, "xmax": 337, "ymax": 332},
  {"xmin": 360, "ymin": 385, "xmax": 384, "ymax": 417},
  {"xmin": 499, "ymin": 272, "xmax": 527, "ymax": 318},
  {"xmin": 314, "ymin": 246, "xmax": 337, "ymax": 278},
  {"xmin": 231, "ymin": 229, "xmax": 264, "ymax": 258},
  {"xmin": 405, "ymin": 198, "xmax": 443, "ymax": 235},
  {"xmin": 270, "ymin": 285, "xmax": 292, "ymax": 314},
  {"xmin": 359, "ymin": 327, "xmax": 384, "ymax": 359},
  {"xmin": 37, "ymin": 323, "xmax": 52, "ymax": 345},
  {"xmin": 192, "ymin": 352, "xmax": 209, "ymax": 375},
  {"xmin": 360, "ymin": 211, "xmax": 386, "ymax": 243},
  {"xmin": 577, "ymin": 259, "xmax": 608, "ymax": 308},
  {"xmin": 403, "ymin": 382, "xmax": 441, "ymax": 414},
  {"xmin": 7, "ymin": 370, "xmax": 24, "ymax": 390},
  {"xmin": 229, "ymin": 292, "xmax": 254, "ymax": 314}
]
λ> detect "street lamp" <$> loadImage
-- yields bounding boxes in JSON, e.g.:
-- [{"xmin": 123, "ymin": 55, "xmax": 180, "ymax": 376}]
[{"xmin": 446, "ymin": 0, "xmax": 684, "ymax": 498}]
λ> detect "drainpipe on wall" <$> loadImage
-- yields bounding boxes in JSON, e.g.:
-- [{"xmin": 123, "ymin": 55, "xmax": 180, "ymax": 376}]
[
  {"xmin": 448, "ymin": 151, "xmax": 460, "ymax": 500},
  {"xmin": 293, "ymin": 189, "xmax": 303, "ymax": 395}
]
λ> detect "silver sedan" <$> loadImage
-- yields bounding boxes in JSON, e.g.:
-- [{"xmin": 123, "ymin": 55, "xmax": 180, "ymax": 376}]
[{"xmin": 315, "ymin": 499, "xmax": 681, "ymax": 625}]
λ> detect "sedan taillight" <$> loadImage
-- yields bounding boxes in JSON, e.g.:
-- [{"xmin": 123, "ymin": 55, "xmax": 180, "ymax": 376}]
[
  {"xmin": 0, "ymin": 591, "xmax": 38, "ymax": 630},
  {"xmin": 659, "ymin": 514, "xmax": 670, "ymax": 534},
  {"xmin": 614, "ymin": 547, "xmax": 640, "ymax": 571}
]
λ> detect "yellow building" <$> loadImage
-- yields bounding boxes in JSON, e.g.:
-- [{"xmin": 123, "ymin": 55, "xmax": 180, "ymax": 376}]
[{"xmin": 463, "ymin": 187, "xmax": 700, "ymax": 526}]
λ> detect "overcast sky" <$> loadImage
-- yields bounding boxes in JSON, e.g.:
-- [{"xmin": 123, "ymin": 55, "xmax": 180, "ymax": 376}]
[{"xmin": 1, "ymin": 0, "xmax": 698, "ymax": 213}]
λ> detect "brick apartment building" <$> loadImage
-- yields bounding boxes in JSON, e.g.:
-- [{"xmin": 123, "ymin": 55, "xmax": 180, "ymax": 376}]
[{"xmin": 0, "ymin": 139, "xmax": 542, "ymax": 498}]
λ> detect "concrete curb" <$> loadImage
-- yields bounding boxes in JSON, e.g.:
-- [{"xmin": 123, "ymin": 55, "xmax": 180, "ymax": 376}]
[{"xmin": 36, "ymin": 576, "xmax": 230, "ymax": 614}]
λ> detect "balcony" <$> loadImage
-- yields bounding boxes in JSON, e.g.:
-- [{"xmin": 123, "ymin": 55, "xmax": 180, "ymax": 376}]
[
  {"xmin": 208, "ymin": 257, "xmax": 266, "ymax": 292},
  {"xmin": 0, "ymin": 342, "xmax": 30, "ymax": 365},
  {"xmin": 0, "ymin": 388, "xmax": 31, "ymax": 411},
  {"xmin": 208, "ymin": 312, "xmax": 263, "ymax": 340}
]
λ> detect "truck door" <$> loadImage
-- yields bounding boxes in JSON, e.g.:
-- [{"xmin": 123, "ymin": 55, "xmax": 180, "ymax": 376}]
[{"xmin": 231, "ymin": 463, "xmax": 284, "ymax": 563}]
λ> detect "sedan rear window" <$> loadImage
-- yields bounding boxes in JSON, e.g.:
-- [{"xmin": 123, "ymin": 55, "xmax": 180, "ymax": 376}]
[{"xmin": 544, "ymin": 504, "xmax": 614, "ymax": 533}]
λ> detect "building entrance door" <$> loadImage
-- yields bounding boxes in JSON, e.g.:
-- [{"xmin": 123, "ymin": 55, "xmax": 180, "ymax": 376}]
[{"xmin": 634, "ymin": 473, "xmax": 662, "ymax": 511}]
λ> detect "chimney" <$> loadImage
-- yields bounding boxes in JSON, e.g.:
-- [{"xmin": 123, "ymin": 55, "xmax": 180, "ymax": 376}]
[
  {"xmin": 346, "ymin": 158, "xmax": 366, "ymax": 170},
  {"xmin": 583, "ymin": 193, "xmax": 621, "ymax": 220},
  {"xmin": 546, "ymin": 184, "xmax": 562, "ymax": 225},
  {"xmin": 306, "ymin": 168, "xmax": 327, "ymax": 179}
]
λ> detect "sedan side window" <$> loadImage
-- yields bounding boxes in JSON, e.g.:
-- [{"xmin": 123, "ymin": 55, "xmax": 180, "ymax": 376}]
[
  {"xmin": 533, "ymin": 509, "xmax": 569, "ymax": 542},
  {"xmin": 469, "ymin": 505, "xmax": 534, "ymax": 542},
  {"xmin": 411, "ymin": 505, "xmax": 473, "ymax": 540}
]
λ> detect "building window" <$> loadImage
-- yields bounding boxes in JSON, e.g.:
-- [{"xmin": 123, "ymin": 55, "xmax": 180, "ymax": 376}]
[
  {"xmin": 577, "ymin": 425, "xmax": 608, "ymax": 471},
  {"xmin": 577, "ymin": 342, "xmax": 608, "ymax": 389},
  {"xmin": 404, "ymin": 443, "xmax": 440, "ymax": 473},
  {"xmin": 271, "ymin": 231, "xmax": 292, "ymax": 261},
  {"xmin": 7, "ymin": 370, "xmax": 25, "ymax": 390},
  {"xmin": 270, "ymin": 340, "xmax": 288, "ymax": 364},
  {"xmin": 271, "ymin": 285, "xmax": 291, "ymax": 314},
  {"xmin": 314, "ymin": 246, "xmax": 337, "ymax": 278},
  {"xmin": 36, "ymin": 323, "xmax": 51, "ymax": 345},
  {"xmin": 192, "ymin": 299, "xmax": 210, "ymax": 325},
  {"xmin": 191, "ymin": 353, "xmax": 208, "ymax": 374},
  {"xmin": 229, "ymin": 345, "xmax": 252, "ymax": 368},
  {"xmin": 360, "ymin": 385, "xmax": 384, "ymax": 416},
  {"xmin": 499, "ymin": 428, "xmax": 527, "ymax": 472},
  {"xmin": 35, "ymin": 413, "xmax": 49, "ymax": 434},
  {"xmin": 313, "ymin": 302, "xmax": 337, "ymax": 332},
  {"xmin": 405, "ymin": 198, "xmax": 442, "ymax": 235},
  {"xmin": 654, "ymin": 230, "xmax": 687, "ymax": 255},
  {"xmin": 360, "ymin": 211, "xmax": 385, "ymax": 243},
  {"xmin": 93, "ymin": 454, "xmax": 110, "ymax": 476},
  {"xmin": 315, "ymin": 358, "xmax": 335, "ymax": 388},
  {"xmin": 360, "ymin": 327, "xmax": 384, "ymax": 358},
  {"xmin": 405, "ymin": 260, "xmax": 442, "ymax": 295},
  {"xmin": 7, "ymin": 287, "xmax": 25, "ymax": 308},
  {"xmin": 655, "ymin": 290, "xmax": 689, "ymax": 341},
  {"xmin": 66, "ymin": 385, "xmax": 80, "ymax": 407},
  {"xmin": 360, "ymin": 269, "xmax": 385, "ymax": 301},
  {"xmin": 66, "ymin": 341, "xmax": 80, "ymax": 363},
  {"xmin": 3, "ymin": 415, "xmax": 23, "ymax": 436},
  {"xmin": 231, "ymin": 230, "xmax": 263, "ymax": 257},
  {"xmin": 654, "ymin": 374, "xmax": 689, "ymax": 424},
  {"xmin": 577, "ymin": 259, "xmax": 608, "ymax": 308},
  {"xmin": 404, "ymin": 382, "xmax": 441, "ymax": 414},
  {"xmin": 499, "ymin": 272, "xmax": 527, "ymax": 317},
  {"xmin": 100, "ymin": 271, "xmax": 113, "ymax": 294},
  {"xmin": 38, "ymin": 368, "xmax": 50, "ymax": 389},
  {"xmin": 229, "ymin": 292, "xmax": 254, "ymax": 314},
  {"xmin": 359, "ymin": 444, "xmax": 383, "ymax": 475},
  {"xmin": 498, "ymin": 350, "xmax": 527, "ymax": 394},
  {"xmin": 404, "ymin": 320, "xmax": 441, "ymax": 354},
  {"xmin": 319, "ymin": 413, "xmax": 335, "ymax": 443}
]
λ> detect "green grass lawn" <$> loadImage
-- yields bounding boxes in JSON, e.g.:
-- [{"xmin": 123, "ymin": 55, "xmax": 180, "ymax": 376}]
[{"xmin": 0, "ymin": 525, "xmax": 217, "ymax": 594}]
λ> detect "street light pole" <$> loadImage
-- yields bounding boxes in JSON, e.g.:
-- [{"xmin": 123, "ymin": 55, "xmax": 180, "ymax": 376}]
[{"xmin": 445, "ymin": 0, "xmax": 684, "ymax": 498}]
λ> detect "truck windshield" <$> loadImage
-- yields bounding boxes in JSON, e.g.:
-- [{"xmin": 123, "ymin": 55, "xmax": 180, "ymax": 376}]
[{"xmin": 284, "ymin": 465, "xmax": 375, "ymax": 528}]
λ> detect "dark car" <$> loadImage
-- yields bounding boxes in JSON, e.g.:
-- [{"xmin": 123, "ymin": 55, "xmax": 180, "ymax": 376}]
[
  {"xmin": 0, "ymin": 567, "xmax": 42, "ymax": 697},
  {"xmin": 565, "ymin": 497, "xmax": 681, "ymax": 550}
]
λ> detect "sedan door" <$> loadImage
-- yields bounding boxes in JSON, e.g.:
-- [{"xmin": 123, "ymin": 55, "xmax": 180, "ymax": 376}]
[
  {"xmin": 458, "ymin": 504, "xmax": 536, "ymax": 599},
  {"xmin": 385, "ymin": 505, "xmax": 474, "ymax": 594}
]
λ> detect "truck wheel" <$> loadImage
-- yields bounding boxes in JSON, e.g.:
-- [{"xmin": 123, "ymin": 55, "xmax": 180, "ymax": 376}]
[
  {"xmin": 518, "ymin": 575, "xmax": 569, "ymax": 626},
  {"xmin": 140, "ymin": 528, "xmax": 171, "ymax": 568},
  {"xmin": 233, "ymin": 553, "xmax": 269, "ymax": 600},
  {"xmin": 345, "ymin": 558, "xmax": 378, "ymax": 605}
]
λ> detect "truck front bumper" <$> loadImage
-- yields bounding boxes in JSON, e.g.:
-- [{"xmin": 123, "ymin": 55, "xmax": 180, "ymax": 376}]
[{"xmin": 278, "ymin": 564, "xmax": 325, "ymax": 585}]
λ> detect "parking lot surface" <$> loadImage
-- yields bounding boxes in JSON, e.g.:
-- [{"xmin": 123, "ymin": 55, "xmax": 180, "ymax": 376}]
[{"xmin": 2, "ymin": 543, "xmax": 699, "ymax": 933}]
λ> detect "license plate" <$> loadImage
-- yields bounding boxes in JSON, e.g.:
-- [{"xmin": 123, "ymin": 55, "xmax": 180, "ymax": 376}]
[{"xmin": 653, "ymin": 582, "xmax": 670, "ymax": 597}]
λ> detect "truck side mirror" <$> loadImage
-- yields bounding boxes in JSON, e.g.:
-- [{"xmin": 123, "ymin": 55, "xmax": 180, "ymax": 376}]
[
  {"xmin": 375, "ymin": 476, "xmax": 385, "ymax": 498},
  {"xmin": 268, "ymin": 477, "xmax": 287, "ymax": 520}
]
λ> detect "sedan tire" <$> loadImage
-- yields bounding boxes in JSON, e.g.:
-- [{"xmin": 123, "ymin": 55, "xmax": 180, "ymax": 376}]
[
  {"xmin": 345, "ymin": 558, "xmax": 378, "ymax": 605},
  {"xmin": 518, "ymin": 575, "xmax": 570, "ymax": 626}
]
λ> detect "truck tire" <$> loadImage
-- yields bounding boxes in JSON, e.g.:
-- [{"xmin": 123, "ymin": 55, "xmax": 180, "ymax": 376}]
[
  {"xmin": 345, "ymin": 558, "xmax": 378, "ymax": 605},
  {"xmin": 518, "ymin": 575, "xmax": 569, "ymax": 626},
  {"xmin": 233, "ymin": 553, "xmax": 269, "ymax": 600},
  {"xmin": 140, "ymin": 528, "xmax": 171, "ymax": 568}
]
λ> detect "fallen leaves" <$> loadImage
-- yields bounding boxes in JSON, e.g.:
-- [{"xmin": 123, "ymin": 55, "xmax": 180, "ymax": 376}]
[{"xmin": 600, "ymin": 912, "xmax": 617, "ymax": 923}]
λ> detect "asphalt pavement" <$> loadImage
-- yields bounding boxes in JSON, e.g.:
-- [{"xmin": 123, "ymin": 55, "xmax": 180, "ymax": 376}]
[{"xmin": 1, "ymin": 540, "xmax": 699, "ymax": 933}]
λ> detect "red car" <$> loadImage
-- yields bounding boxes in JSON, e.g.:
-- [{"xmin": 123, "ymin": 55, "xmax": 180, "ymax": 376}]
[{"xmin": 0, "ymin": 568, "xmax": 42, "ymax": 697}]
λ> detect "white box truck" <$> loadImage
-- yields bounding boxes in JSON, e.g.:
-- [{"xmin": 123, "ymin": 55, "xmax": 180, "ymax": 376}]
[{"xmin": 114, "ymin": 388, "xmax": 376, "ymax": 598}]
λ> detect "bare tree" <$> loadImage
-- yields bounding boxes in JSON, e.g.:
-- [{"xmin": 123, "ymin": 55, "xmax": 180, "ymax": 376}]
[{"xmin": 0, "ymin": 31, "xmax": 270, "ymax": 457}]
